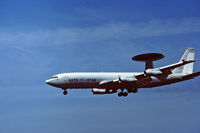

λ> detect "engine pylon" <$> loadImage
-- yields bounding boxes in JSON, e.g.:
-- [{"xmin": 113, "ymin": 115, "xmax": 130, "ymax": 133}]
[{"xmin": 132, "ymin": 53, "xmax": 165, "ymax": 70}]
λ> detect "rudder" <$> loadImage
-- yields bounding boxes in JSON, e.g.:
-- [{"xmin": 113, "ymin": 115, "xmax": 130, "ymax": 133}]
[{"xmin": 172, "ymin": 48, "xmax": 195, "ymax": 74}]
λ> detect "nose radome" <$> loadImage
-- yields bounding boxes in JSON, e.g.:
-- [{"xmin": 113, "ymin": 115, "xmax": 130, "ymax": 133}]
[{"xmin": 45, "ymin": 79, "xmax": 51, "ymax": 85}]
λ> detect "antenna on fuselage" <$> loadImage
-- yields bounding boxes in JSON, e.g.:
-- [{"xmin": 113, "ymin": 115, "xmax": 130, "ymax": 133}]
[{"xmin": 132, "ymin": 53, "xmax": 165, "ymax": 70}]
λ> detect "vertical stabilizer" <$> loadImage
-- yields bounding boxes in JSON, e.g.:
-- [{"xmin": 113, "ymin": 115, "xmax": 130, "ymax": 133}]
[{"xmin": 172, "ymin": 48, "xmax": 195, "ymax": 74}]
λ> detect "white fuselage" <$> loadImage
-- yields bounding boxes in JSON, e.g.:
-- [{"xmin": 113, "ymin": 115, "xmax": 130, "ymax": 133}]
[
  {"xmin": 45, "ymin": 48, "xmax": 200, "ymax": 96},
  {"xmin": 45, "ymin": 72, "xmax": 186, "ymax": 89},
  {"xmin": 46, "ymin": 72, "xmax": 138, "ymax": 89}
]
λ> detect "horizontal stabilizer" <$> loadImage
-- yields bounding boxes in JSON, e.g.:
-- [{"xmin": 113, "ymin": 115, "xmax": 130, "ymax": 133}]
[{"xmin": 182, "ymin": 72, "xmax": 200, "ymax": 80}]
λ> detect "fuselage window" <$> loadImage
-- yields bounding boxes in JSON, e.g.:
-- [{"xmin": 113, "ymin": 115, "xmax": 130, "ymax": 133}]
[
  {"xmin": 87, "ymin": 79, "xmax": 96, "ymax": 82},
  {"xmin": 68, "ymin": 78, "xmax": 96, "ymax": 82},
  {"xmin": 69, "ymin": 79, "xmax": 78, "ymax": 82},
  {"xmin": 51, "ymin": 76, "xmax": 58, "ymax": 79}
]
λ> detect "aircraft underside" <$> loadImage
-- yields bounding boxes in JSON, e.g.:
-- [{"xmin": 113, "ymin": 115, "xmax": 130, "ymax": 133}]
[
  {"xmin": 59, "ymin": 72, "xmax": 200, "ymax": 97},
  {"xmin": 46, "ymin": 48, "xmax": 200, "ymax": 97}
]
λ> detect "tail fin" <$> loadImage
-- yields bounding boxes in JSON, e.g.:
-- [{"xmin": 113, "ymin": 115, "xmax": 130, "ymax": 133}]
[{"xmin": 172, "ymin": 48, "xmax": 195, "ymax": 74}]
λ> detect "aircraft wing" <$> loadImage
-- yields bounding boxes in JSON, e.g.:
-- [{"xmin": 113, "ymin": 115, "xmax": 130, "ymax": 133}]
[
  {"xmin": 99, "ymin": 60, "xmax": 196, "ymax": 88},
  {"xmin": 135, "ymin": 60, "xmax": 196, "ymax": 79},
  {"xmin": 99, "ymin": 79, "xmax": 120, "ymax": 88},
  {"xmin": 99, "ymin": 76, "xmax": 138, "ymax": 88},
  {"xmin": 159, "ymin": 60, "xmax": 195, "ymax": 71}
]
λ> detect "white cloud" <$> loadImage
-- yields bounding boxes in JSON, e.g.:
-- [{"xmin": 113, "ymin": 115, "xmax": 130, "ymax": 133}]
[{"xmin": 0, "ymin": 18, "xmax": 200, "ymax": 48}]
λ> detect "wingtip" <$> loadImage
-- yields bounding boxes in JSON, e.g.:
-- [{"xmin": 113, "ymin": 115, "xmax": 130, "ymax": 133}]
[{"xmin": 186, "ymin": 48, "xmax": 195, "ymax": 51}]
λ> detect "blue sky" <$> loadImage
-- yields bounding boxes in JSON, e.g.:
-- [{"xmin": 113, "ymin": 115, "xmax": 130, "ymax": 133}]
[{"xmin": 0, "ymin": 0, "xmax": 200, "ymax": 133}]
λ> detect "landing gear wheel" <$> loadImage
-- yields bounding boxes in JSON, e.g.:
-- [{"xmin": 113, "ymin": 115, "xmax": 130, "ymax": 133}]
[
  {"xmin": 118, "ymin": 92, "xmax": 123, "ymax": 97},
  {"xmin": 127, "ymin": 89, "xmax": 132, "ymax": 93},
  {"xmin": 132, "ymin": 88, "xmax": 138, "ymax": 93},
  {"xmin": 63, "ymin": 90, "xmax": 68, "ymax": 95},
  {"xmin": 123, "ymin": 92, "xmax": 128, "ymax": 97}
]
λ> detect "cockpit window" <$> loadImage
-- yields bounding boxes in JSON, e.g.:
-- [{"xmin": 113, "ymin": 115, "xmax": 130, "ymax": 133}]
[{"xmin": 51, "ymin": 76, "xmax": 58, "ymax": 79}]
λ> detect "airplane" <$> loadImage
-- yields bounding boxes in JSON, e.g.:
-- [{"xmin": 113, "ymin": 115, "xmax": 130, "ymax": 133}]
[{"xmin": 45, "ymin": 48, "xmax": 200, "ymax": 97}]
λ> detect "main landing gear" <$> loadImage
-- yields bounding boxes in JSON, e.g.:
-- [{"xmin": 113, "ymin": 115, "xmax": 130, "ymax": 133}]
[
  {"xmin": 63, "ymin": 89, "xmax": 68, "ymax": 95},
  {"xmin": 118, "ymin": 89, "xmax": 128, "ymax": 97},
  {"xmin": 131, "ymin": 88, "xmax": 138, "ymax": 93},
  {"xmin": 118, "ymin": 88, "xmax": 138, "ymax": 97},
  {"xmin": 118, "ymin": 92, "xmax": 128, "ymax": 97}
]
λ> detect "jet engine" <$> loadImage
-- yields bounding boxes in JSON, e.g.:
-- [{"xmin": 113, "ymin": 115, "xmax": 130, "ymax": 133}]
[
  {"xmin": 92, "ymin": 88, "xmax": 117, "ymax": 94},
  {"xmin": 120, "ymin": 76, "xmax": 138, "ymax": 82},
  {"xmin": 144, "ymin": 68, "xmax": 163, "ymax": 76}
]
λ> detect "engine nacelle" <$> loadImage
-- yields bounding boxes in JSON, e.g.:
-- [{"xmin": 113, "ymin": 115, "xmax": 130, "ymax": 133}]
[
  {"xmin": 144, "ymin": 68, "xmax": 163, "ymax": 76},
  {"xmin": 92, "ymin": 88, "xmax": 117, "ymax": 94},
  {"xmin": 120, "ymin": 76, "xmax": 138, "ymax": 82}
]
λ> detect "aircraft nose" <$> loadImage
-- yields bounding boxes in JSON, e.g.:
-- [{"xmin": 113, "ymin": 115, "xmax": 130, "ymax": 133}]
[
  {"xmin": 46, "ymin": 78, "xmax": 59, "ymax": 86},
  {"xmin": 45, "ymin": 79, "xmax": 52, "ymax": 85}
]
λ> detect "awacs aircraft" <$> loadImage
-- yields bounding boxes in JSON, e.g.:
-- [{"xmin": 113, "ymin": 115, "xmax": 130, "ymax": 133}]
[{"xmin": 46, "ymin": 48, "xmax": 200, "ymax": 97}]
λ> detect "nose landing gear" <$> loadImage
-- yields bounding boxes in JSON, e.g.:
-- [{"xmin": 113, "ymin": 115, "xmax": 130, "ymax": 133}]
[{"xmin": 62, "ymin": 89, "xmax": 68, "ymax": 95}]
